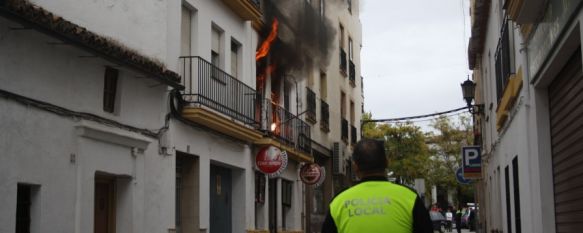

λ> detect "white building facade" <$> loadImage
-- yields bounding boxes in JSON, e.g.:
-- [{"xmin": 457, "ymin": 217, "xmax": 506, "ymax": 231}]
[
  {"xmin": 0, "ymin": 1, "xmax": 182, "ymax": 233},
  {"xmin": 468, "ymin": 1, "xmax": 583, "ymax": 233},
  {"xmin": 0, "ymin": 0, "xmax": 363, "ymax": 233}
]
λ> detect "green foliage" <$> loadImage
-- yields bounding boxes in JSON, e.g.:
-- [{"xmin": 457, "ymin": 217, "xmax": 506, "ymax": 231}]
[
  {"xmin": 425, "ymin": 115, "xmax": 473, "ymax": 191},
  {"xmin": 362, "ymin": 112, "xmax": 475, "ymax": 204},
  {"xmin": 362, "ymin": 112, "xmax": 430, "ymax": 185}
]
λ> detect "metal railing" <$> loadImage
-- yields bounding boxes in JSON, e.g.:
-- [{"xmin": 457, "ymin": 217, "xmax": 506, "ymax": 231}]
[
  {"xmin": 351, "ymin": 125, "xmax": 357, "ymax": 145},
  {"xmin": 341, "ymin": 118, "xmax": 348, "ymax": 141},
  {"xmin": 250, "ymin": 0, "xmax": 260, "ymax": 7},
  {"xmin": 320, "ymin": 100, "xmax": 329, "ymax": 131},
  {"xmin": 263, "ymin": 100, "xmax": 311, "ymax": 153},
  {"xmin": 340, "ymin": 49, "xmax": 347, "ymax": 74},
  {"xmin": 306, "ymin": 88, "xmax": 316, "ymax": 122},
  {"xmin": 349, "ymin": 60, "xmax": 356, "ymax": 85},
  {"xmin": 179, "ymin": 56, "xmax": 258, "ymax": 126}
]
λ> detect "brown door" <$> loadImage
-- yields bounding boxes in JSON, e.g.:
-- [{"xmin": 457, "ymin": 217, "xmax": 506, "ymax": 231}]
[
  {"xmin": 549, "ymin": 48, "xmax": 583, "ymax": 232},
  {"xmin": 94, "ymin": 177, "xmax": 115, "ymax": 233}
]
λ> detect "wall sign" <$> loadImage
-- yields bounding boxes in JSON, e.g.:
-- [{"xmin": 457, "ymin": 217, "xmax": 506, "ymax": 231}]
[
  {"xmin": 300, "ymin": 163, "xmax": 323, "ymax": 185},
  {"xmin": 462, "ymin": 146, "xmax": 482, "ymax": 179},
  {"xmin": 255, "ymin": 146, "xmax": 288, "ymax": 178}
]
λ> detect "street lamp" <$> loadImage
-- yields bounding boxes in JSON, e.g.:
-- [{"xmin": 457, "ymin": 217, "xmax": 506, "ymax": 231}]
[{"xmin": 460, "ymin": 77, "xmax": 484, "ymax": 115}]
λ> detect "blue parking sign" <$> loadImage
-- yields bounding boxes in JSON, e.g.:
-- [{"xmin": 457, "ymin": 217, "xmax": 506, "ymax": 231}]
[{"xmin": 462, "ymin": 146, "xmax": 481, "ymax": 179}]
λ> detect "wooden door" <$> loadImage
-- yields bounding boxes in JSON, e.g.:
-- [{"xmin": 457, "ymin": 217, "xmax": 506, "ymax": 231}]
[
  {"xmin": 94, "ymin": 177, "xmax": 115, "ymax": 233},
  {"xmin": 210, "ymin": 165, "xmax": 232, "ymax": 233}
]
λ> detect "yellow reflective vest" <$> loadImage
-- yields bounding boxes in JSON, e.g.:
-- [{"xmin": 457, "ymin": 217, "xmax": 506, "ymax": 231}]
[{"xmin": 329, "ymin": 181, "xmax": 417, "ymax": 233}]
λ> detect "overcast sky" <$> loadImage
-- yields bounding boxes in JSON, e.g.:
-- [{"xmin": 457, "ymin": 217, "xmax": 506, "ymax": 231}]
[{"xmin": 360, "ymin": 0, "xmax": 472, "ymax": 129}]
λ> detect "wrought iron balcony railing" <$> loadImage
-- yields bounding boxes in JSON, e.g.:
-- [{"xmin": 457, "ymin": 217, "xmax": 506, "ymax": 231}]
[
  {"xmin": 306, "ymin": 88, "xmax": 317, "ymax": 123},
  {"xmin": 179, "ymin": 56, "xmax": 258, "ymax": 127},
  {"xmin": 250, "ymin": 0, "xmax": 260, "ymax": 7},
  {"xmin": 320, "ymin": 100, "xmax": 329, "ymax": 132},
  {"xmin": 263, "ymin": 99, "xmax": 311, "ymax": 153},
  {"xmin": 349, "ymin": 60, "xmax": 356, "ymax": 86},
  {"xmin": 341, "ymin": 118, "xmax": 348, "ymax": 142},
  {"xmin": 340, "ymin": 48, "xmax": 347, "ymax": 74},
  {"xmin": 351, "ymin": 125, "xmax": 357, "ymax": 145}
]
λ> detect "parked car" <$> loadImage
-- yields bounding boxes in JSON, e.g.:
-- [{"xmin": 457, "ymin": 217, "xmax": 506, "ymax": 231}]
[{"xmin": 429, "ymin": 211, "xmax": 446, "ymax": 233}]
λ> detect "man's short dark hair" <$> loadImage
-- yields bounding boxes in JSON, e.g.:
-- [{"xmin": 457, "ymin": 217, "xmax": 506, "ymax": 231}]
[{"xmin": 352, "ymin": 138, "xmax": 387, "ymax": 173}]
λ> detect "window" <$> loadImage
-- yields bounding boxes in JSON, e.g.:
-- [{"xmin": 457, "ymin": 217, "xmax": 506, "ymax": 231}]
[
  {"xmin": 103, "ymin": 67, "xmax": 118, "ymax": 113},
  {"xmin": 211, "ymin": 27, "xmax": 222, "ymax": 68},
  {"xmin": 255, "ymin": 172, "xmax": 266, "ymax": 204},
  {"xmin": 320, "ymin": 72, "xmax": 327, "ymax": 100},
  {"xmin": 16, "ymin": 184, "xmax": 39, "ymax": 233},
  {"xmin": 180, "ymin": 6, "xmax": 193, "ymax": 56},
  {"xmin": 348, "ymin": 37, "xmax": 353, "ymax": 61},
  {"xmin": 339, "ymin": 24, "xmax": 345, "ymax": 49},
  {"xmin": 350, "ymin": 101, "xmax": 355, "ymax": 124},
  {"xmin": 281, "ymin": 180, "xmax": 292, "ymax": 207},
  {"xmin": 494, "ymin": 17, "xmax": 515, "ymax": 102},
  {"xmin": 340, "ymin": 92, "xmax": 346, "ymax": 117},
  {"xmin": 230, "ymin": 40, "xmax": 240, "ymax": 78}
]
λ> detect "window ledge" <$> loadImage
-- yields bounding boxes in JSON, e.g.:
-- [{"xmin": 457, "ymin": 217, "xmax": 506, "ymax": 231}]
[{"xmin": 75, "ymin": 120, "xmax": 153, "ymax": 150}]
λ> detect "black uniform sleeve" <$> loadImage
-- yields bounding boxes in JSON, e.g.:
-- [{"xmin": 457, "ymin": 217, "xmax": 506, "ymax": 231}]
[
  {"xmin": 412, "ymin": 196, "xmax": 433, "ymax": 233},
  {"xmin": 321, "ymin": 210, "xmax": 338, "ymax": 233}
]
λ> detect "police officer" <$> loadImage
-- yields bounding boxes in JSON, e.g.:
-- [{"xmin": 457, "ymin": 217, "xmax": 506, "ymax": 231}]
[{"xmin": 321, "ymin": 139, "xmax": 433, "ymax": 233}]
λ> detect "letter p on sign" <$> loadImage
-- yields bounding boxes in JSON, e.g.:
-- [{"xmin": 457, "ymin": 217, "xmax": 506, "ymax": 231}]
[{"xmin": 462, "ymin": 146, "xmax": 481, "ymax": 179}]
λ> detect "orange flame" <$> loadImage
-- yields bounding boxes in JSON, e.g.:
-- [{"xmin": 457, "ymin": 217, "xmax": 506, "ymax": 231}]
[{"xmin": 255, "ymin": 19, "xmax": 279, "ymax": 61}]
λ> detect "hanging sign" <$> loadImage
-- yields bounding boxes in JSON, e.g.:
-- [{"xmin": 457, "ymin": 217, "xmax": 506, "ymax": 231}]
[
  {"xmin": 462, "ymin": 146, "xmax": 482, "ymax": 179},
  {"xmin": 256, "ymin": 146, "xmax": 288, "ymax": 178},
  {"xmin": 300, "ymin": 163, "xmax": 323, "ymax": 185}
]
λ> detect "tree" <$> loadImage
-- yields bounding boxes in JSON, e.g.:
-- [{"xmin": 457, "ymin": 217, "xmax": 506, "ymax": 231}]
[
  {"xmin": 425, "ymin": 114, "xmax": 474, "ymax": 204},
  {"xmin": 362, "ymin": 112, "xmax": 430, "ymax": 185}
]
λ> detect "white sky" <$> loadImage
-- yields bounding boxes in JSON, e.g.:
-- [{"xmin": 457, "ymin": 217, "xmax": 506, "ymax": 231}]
[{"xmin": 360, "ymin": 0, "xmax": 472, "ymax": 129}]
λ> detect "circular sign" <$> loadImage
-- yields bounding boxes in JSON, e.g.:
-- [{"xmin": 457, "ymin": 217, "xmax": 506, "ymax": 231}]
[
  {"xmin": 456, "ymin": 167, "xmax": 472, "ymax": 185},
  {"xmin": 256, "ymin": 146, "xmax": 288, "ymax": 177},
  {"xmin": 300, "ymin": 163, "xmax": 322, "ymax": 185}
]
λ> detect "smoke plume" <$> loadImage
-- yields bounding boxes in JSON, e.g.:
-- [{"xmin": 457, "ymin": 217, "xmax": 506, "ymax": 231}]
[{"xmin": 260, "ymin": 0, "xmax": 341, "ymax": 78}]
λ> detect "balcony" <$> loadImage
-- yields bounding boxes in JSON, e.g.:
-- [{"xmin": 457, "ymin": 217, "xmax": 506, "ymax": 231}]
[
  {"xmin": 254, "ymin": 100, "xmax": 312, "ymax": 162},
  {"xmin": 349, "ymin": 60, "xmax": 356, "ymax": 87},
  {"xmin": 339, "ymin": 49, "xmax": 347, "ymax": 76},
  {"xmin": 505, "ymin": 0, "xmax": 546, "ymax": 24},
  {"xmin": 220, "ymin": 0, "xmax": 263, "ymax": 29},
  {"xmin": 320, "ymin": 100, "xmax": 330, "ymax": 132},
  {"xmin": 341, "ymin": 118, "xmax": 348, "ymax": 142},
  {"xmin": 178, "ymin": 56, "xmax": 262, "ymax": 142},
  {"xmin": 306, "ymin": 88, "xmax": 317, "ymax": 124},
  {"xmin": 350, "ymin": 125, "xmax": 357, "ymax": 145}
]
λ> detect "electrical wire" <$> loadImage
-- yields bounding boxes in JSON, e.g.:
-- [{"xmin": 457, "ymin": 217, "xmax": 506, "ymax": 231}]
[
  {"xmin": 0, "ymin": 88, "xmax": 164, "ymax": 138},
  {"xmin": 363, "ymin": 106, "xmax": 469, "ymax": 123}
]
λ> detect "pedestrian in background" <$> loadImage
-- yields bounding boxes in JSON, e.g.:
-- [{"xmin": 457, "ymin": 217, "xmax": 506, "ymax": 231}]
[
  {"xmin": 321, "ymin": 139, "xmax": 433, "ymax": 233},
  {"xmin": 455, "ymin": 207, "xmax": 462, "ymax": 233},
  {"xmin": 445, "ymin": 208, "xmax": 453, "ymax": 232}
]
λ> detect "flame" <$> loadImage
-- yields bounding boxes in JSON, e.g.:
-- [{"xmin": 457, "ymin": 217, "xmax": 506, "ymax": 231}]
[{"xmin": 255, "ymin": 19, "xmax": 279, "ymax": 61}]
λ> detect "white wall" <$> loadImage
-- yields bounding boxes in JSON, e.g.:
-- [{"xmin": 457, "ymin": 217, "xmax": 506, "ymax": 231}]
[
  {"xmin": 166, "ymin": 0, "xmax": 257, "ymax": 88},
  {"xmin": 29, "ymin": 0, "xmax": 169, "ymax": 63},
  {"xmin": 0, "ymin": 14, "xmax": 173, "ymax": 233}
]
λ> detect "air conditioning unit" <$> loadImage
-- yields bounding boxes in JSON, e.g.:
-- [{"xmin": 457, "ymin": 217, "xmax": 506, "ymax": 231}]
[{"xmin": 332, "ymin": 142, "xmax": 345, "ymax": 175}]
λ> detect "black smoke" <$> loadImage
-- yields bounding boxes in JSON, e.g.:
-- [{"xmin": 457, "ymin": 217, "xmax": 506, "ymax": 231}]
[{"xmin": 259, "ymin": 0, "xmax": 340, "ymax": 78}]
